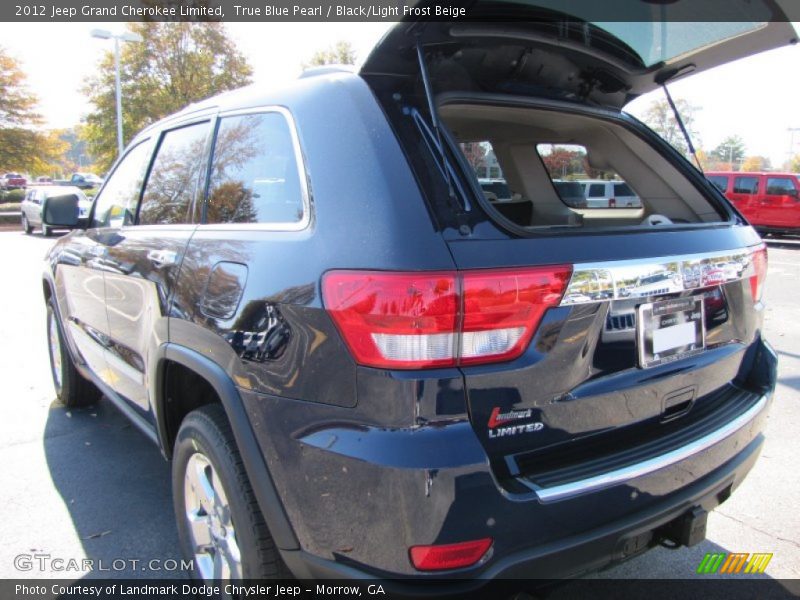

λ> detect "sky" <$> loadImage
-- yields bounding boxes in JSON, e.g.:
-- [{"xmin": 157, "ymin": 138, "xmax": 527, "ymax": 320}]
[{"xmin": 2, "ymin": 21, "xmax": 800, "ymax": 168}]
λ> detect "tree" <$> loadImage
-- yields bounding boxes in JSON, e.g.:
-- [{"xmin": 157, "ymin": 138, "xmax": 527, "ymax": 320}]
[
  {"xmin": 82, "ymin": 23, "xmax": 252, "ymax": 173},
  {"xmin": 460, "ymin": 142, "xmax": 488, "ymax": 173},
  {"xmin": 783, "ymin": 154, "xmax": 800, "ymax": 173},
  {"xmin": 641, "ymin": 97, "xmax": 700, "ymax": 157},
  {"xmin": 741, "ymin": 155, "xmax": 771, "ymax": 172},
  {"xmin": 540, "ymin": 146, "xmax": 585, "ymax": 178},
  {"xmin": 710, "ymin": 135, "xmax": 746, "ymax": 169},
  {"xmin": 0, "ymin": 47, "xmax": 64, "ymax": 173},
  {"xmin": 301, "ymin": 41, "xmax": 357, "ymax": 70}
]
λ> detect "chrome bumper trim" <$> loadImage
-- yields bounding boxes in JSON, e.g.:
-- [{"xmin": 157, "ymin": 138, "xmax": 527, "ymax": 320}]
[
  {"xmin": 560, "ymin": 243, "xmax": 766, "ymax": 305},
  {"xmin": 529, "ymin": 393, "xmax": 769, "ymax": 503}
]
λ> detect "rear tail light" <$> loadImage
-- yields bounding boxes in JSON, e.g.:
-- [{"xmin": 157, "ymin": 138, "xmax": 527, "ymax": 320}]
[
  {"xmin": 749, "ymin": 245, "xmax": 768, "ymax": 303},
  {"xmin": 409, "ymin": 538, "xmax": 493, "ymax": 571},
  {"xmin": 322, "ymin": 266, "xmax": 571, "ymax": 369}
]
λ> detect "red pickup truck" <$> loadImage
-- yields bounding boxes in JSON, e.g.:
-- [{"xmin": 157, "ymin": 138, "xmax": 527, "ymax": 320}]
[{"xmin": 706, "ymin": 171, "xmax": 800, "ymax": 235}]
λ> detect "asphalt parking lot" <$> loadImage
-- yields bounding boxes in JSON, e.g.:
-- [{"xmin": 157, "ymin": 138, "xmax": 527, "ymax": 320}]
[{"xmin": 0, "ymin": 229, "xmax": 797, "ymax": 589}]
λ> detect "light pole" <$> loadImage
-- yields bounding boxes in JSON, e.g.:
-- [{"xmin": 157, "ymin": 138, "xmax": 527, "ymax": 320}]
[
  {"xmin": 788, "ymin": 127, "xmax": 800, "ymax": 160},
  {"xmin": 90, "ymin": 29, "xmax": 142, "ymax": 158}
]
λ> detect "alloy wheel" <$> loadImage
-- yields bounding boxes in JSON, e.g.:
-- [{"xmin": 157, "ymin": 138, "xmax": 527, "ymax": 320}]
[{"xmin": 184, "ymin": 452, "xmax": 242, "ymax": 580}]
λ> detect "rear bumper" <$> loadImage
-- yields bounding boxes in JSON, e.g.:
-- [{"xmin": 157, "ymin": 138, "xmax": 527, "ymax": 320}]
[
  {"xmin": 281, "ymin": 431, "xmax": 764, "ymax": 584},
  {"xmin": 240, "ymin": 338, "xmax": 776, "ymax": 579}
]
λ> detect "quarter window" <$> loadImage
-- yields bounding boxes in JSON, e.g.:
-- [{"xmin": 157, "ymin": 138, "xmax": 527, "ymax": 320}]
[
  {"xmin": 733, "ymin": 176, "xmax": 759, "ymax": 194},
  {"xmin": 706, "ymin": 175, "xmax": 728, "ymax": 193},
  {"xmin": 765, "ymin": 177, "xmax": 797, "ymax": 195},
  {"xmin": 206, "ymin": 112, "xmax": 305, "ymax": 225},
  {"xmin": 138, "ymin": 122, "xmax": 210, "ymax": 226},
  {"xmin": 92, "ymin": 140, "xmax": 153, "ymax": 228}
]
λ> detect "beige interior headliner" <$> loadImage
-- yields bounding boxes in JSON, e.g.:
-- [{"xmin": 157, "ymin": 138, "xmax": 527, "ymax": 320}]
[{"xmin": 439, "ymin": 102, "xmax": 721, "ymax": 227}]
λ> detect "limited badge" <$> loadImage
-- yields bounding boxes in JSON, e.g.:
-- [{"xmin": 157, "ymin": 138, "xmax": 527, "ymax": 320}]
[{"xmin": 487, "ymin": 407, "xmax": 544, "ymax": 438}]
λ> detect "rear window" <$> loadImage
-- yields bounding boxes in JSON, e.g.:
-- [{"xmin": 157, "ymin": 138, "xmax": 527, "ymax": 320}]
[
  {"xmin": 441, "ymin": 102, "xmax": 725, "ymax": 230},
  {"xmin": 206, "ymin": 111, "xmax": 306, "ymax": 226},
  {"xmin": 537, "ymin": 144, "xmax": 641, "ymax": 209},
  {"xmin": 552, "ymin": 181, "xmax": 586, "ymax": 208},
  {"xmin": 765, "ymin": 177, "xmax": 797, "ymax": 195},
  {"xmin": 733, "ymin": 176, "xmax": 759, "ymax": 195}
]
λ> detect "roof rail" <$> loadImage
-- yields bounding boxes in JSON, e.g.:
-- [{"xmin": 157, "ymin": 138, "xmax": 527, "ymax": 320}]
[{"xmin": 298, "ymin": 65, "xmax": 355, "ymax": 79}]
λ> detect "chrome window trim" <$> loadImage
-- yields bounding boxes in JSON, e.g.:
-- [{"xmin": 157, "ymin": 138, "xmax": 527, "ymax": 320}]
[
  {"xmin": 195, "ymin": 105, "xmax": 312, "ymax": 233},
  {"xmin": 560, "ymin": 243, "xmax": 765, "ymax": 306},
  {"xmin": 527, "ymin": 392, "xmax": 769, "ymax": 503}
]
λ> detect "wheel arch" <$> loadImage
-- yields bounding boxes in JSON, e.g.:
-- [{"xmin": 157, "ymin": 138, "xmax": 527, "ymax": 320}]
[{"xmin": 152, "ymin": 343, "xmax": 300, "ymax": 551}]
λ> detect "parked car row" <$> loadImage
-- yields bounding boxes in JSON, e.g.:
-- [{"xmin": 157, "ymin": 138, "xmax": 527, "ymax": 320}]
[
  {"xmin": 706, "ymin": 171, "xmax": 800, "ymax": 235},
  {"xmin": 479, "ymin": 177, "xmax": 642, "ymax": 212},
  {"xmin": 54, "ymin": 172, "xmax": 104, "ymax": 190},
  {"xmin": 1, "ymin": 172, "xmax": 105, "ymax": 193}
]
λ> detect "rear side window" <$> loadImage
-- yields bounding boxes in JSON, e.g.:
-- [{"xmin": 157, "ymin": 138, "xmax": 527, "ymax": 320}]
[
  {"xmin": 587, "ymin": 184, "xmax": 605, "ymax": 198},
  {"xmin": 138, "ymin": 122, "xmax": 210, "ymax": 226},
  {"xmin": 92, "ymin": 140, "xmax": 153, "ymax": 228},
  {"xmin": 206, "ymin": 111, "xmax": 305, "ymax": 225},
  {"xmin": 614, "ymin": 183, "xmax": 634, "ymax": 197},
  {"xmin": 733, "ymin": 176, "xmax": 759, "ymax": 194},
  {"xmin": 765, "ymin": 177, "xmax": 797, "ymax": 195},
  {"xmin": 707, "ymin": 175, "xmax": 728, "ymax": 193},
  {"xmin": 536, "ymin": 144, "xmax": 641, "ymax": 209}
]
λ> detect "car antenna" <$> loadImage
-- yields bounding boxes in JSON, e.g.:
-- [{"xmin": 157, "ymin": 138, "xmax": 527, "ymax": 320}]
[
  {"xmin": 661, "ymin": 83, "xmax": 703, "ymax": 173},
  {"xmin": 415, "ymin": 41, "xmax": 457, "ymax": 201}
]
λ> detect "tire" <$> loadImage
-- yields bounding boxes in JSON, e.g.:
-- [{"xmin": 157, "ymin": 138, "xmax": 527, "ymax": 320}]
[
  {"xmin": 173, "ymin": 404, "xmax": 291, "ymax": 580},
  {"xmin": 21, "ymin": 213, "xmax": 32, "ymax": 234},
  {"xmin": 46, "ymin": 299, "xmax": 101, "ymax": 407},
  {"xmin": 42, "ymin": 224, "xmax": 53, "ymax": 237}
]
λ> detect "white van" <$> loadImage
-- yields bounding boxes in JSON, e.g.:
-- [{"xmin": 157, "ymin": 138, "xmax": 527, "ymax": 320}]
[{"xmin": 580, "ymin": 179, "xmax": 642, "ymax": 208}]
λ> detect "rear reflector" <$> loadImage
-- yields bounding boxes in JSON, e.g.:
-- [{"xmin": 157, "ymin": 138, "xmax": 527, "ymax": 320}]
[
  {"xmin": 322, "ymin": 266, "xmax": 571, "ymax": 369},
  {"xmin": 409, "ymin": 538, "xmax": 493, "ymax": 571},
  {"xmin": 749, "ymin": 245, "xmax": 767, "ymax": 303}
]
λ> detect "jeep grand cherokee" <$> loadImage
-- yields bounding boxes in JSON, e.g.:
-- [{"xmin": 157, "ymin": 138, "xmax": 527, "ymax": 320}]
[{"xmin": 42, "ymin": 6, "xmax": 788, "ymax": 582}]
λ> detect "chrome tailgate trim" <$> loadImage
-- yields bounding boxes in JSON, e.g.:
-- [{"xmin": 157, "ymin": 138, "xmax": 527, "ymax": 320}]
[{"xmin": 561, "ymin": 243, "xmax": 765, "ymax": 305}]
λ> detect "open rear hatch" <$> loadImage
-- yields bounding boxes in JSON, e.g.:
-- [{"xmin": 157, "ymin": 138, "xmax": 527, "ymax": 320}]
[
  {"xmin": 361, "ymin": 4, "xmax": 787, "ymax": 489},
  {"xmin": 362, "ymin": 1, "xmax": 797, "ymax": 109}
]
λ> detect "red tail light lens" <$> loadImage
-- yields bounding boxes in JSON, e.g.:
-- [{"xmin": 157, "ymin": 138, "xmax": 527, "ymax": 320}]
[
  {"xmin": 409, "ymin": 537, "xmax": 493, "ymax": 571},
  {"xmin": 460, "ymin": 267, "xmax": 573, "ymax": 365},
  {"xmin": 749, "ymin": 245, "xmax": 768, "ymax": 303},
  {"xmin": 322, "ymin": 266, "xmax": 571, "ymax": 369},
  {"xmin": 321, "ymin": 271, "xmax": 458, "ymax": 369}
]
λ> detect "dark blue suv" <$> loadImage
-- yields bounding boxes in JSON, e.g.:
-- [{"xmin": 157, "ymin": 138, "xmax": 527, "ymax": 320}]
[{"xmin": 42, "ymin": 11, "xmax": 790, "ymax": 583}]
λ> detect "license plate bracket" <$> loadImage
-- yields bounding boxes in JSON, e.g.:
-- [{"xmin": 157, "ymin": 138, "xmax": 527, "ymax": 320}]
[{"xmin": 637, "ymin": 297, "xmax": 705, "ymax": 368}]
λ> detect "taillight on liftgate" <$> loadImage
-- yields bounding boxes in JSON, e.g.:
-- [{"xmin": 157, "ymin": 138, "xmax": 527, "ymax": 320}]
[
  {"xmin": 749, "ymin": 245, "xmax": 768, "ymax": 303},
  {"xmin": 321, "ymin": 266, "xmax": 572, "ymax": 369}
]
